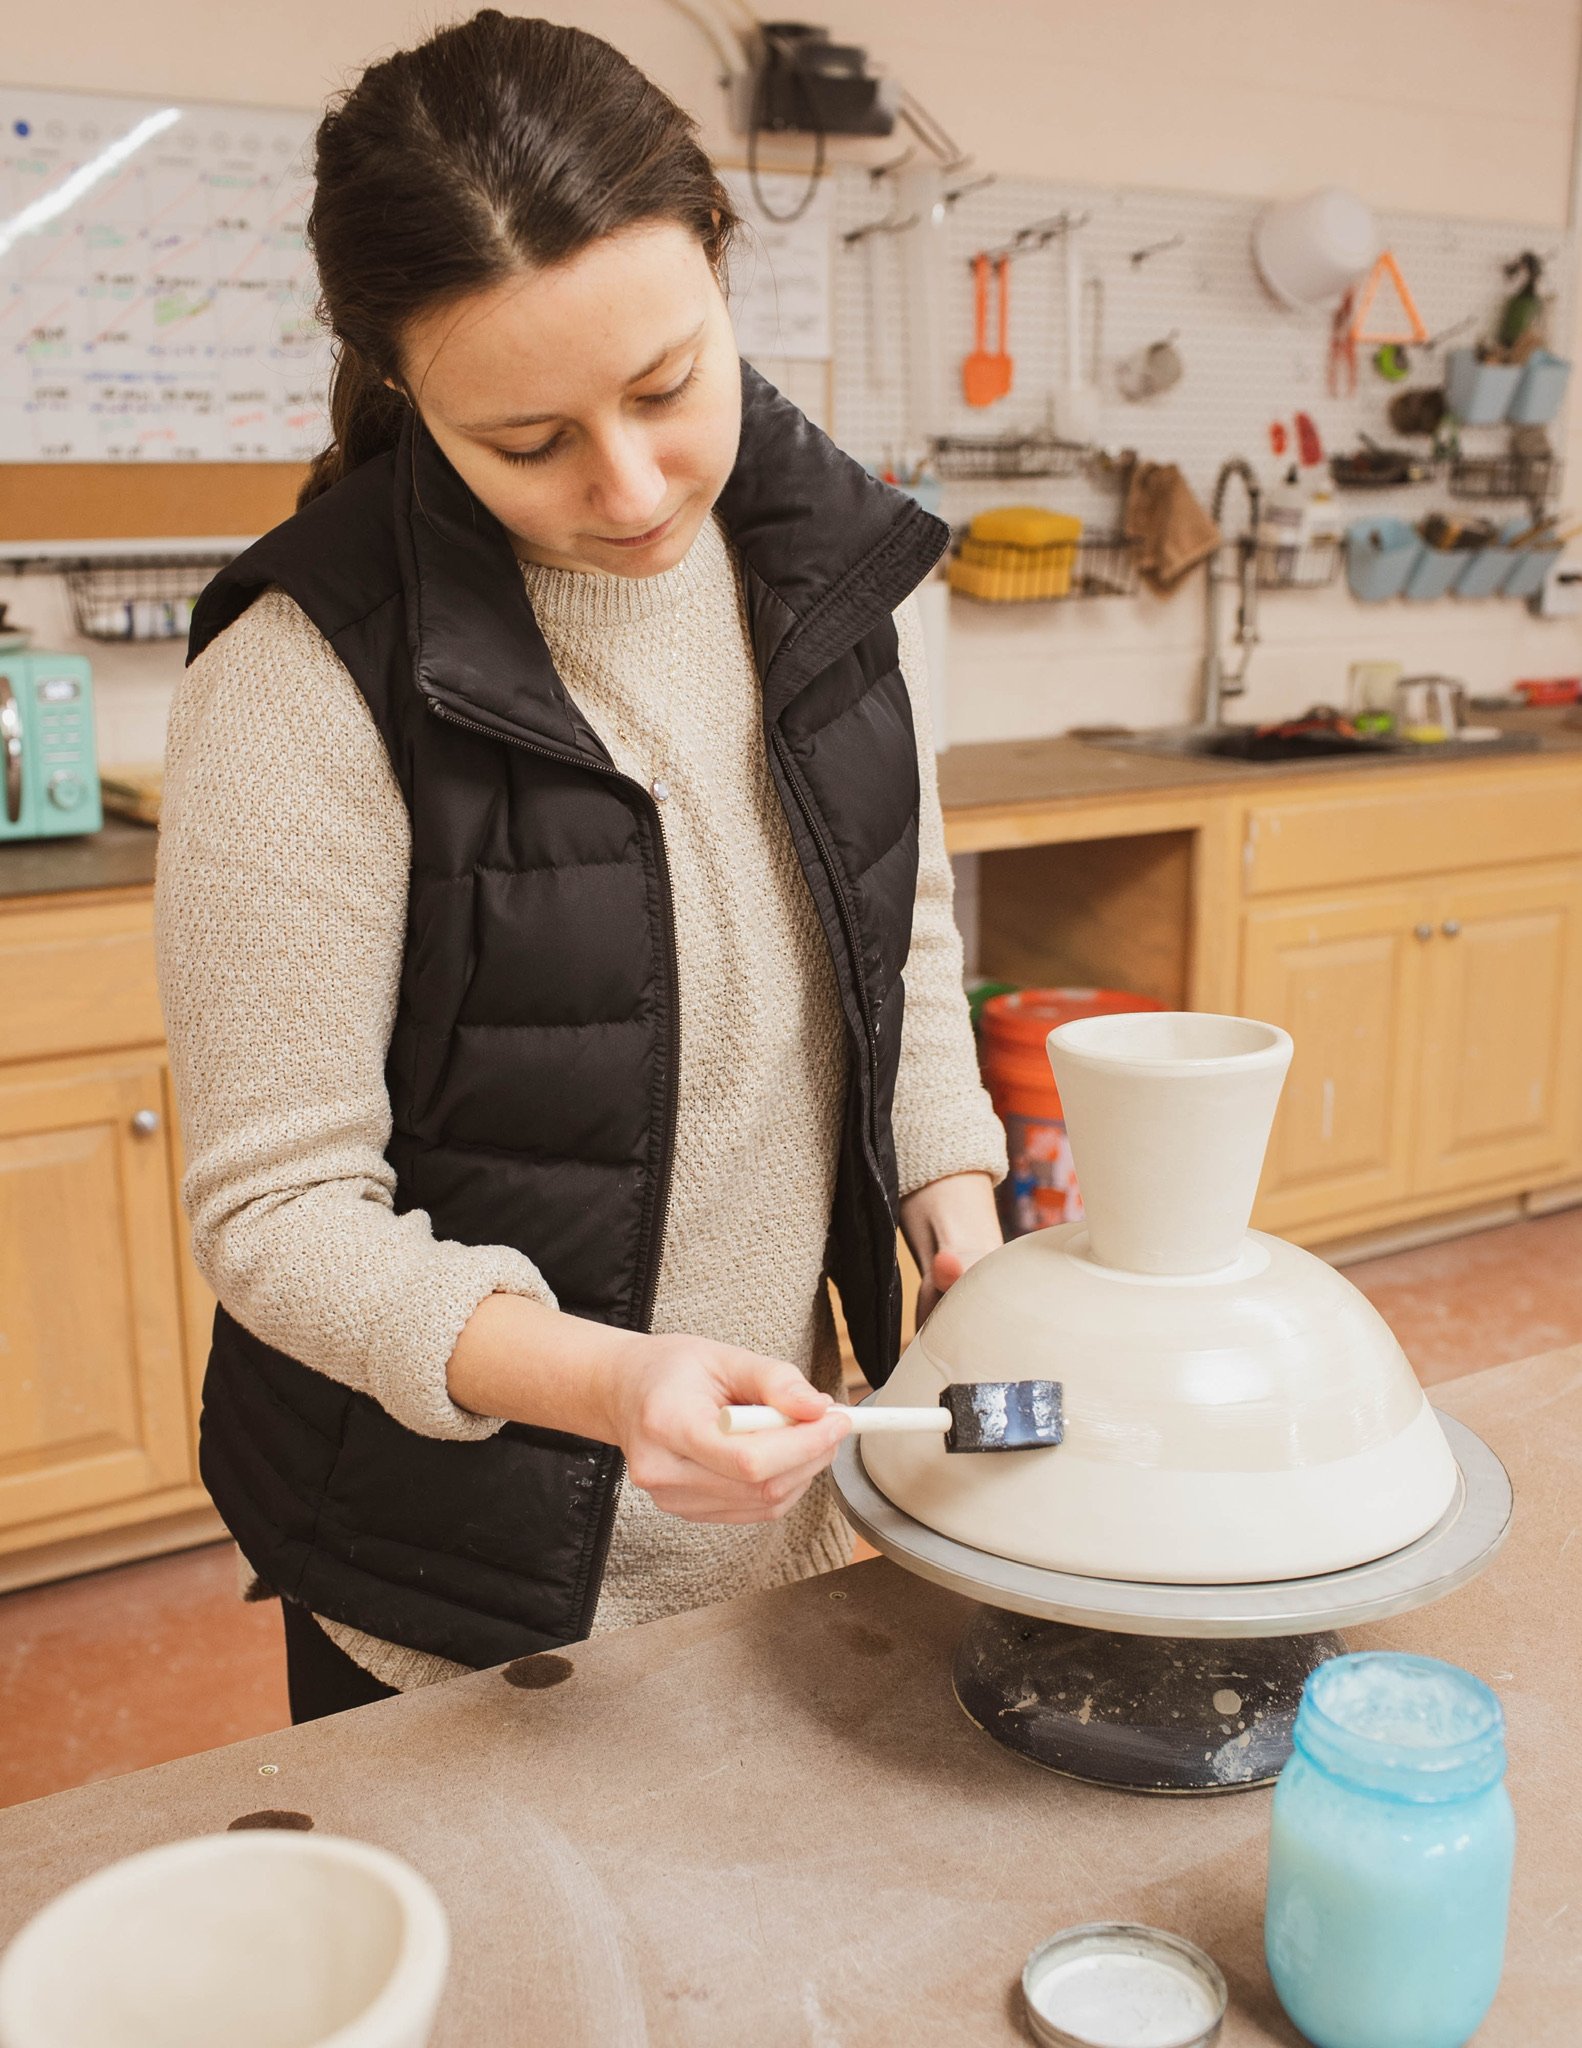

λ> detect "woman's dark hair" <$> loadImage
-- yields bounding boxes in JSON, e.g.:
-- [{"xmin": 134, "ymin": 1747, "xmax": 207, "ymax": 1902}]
[{"xmin": 299, "ymin": 10, "xmax": 740, "ymax": 506}]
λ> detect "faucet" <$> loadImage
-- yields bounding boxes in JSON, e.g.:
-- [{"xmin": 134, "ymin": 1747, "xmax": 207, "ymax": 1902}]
[{"xmin": 1203, "ymin": 458, "xmax": 1262, "ymax": 727}]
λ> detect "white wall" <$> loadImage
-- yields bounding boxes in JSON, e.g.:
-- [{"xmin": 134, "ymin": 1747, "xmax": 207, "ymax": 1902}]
[
  {"xmin": 12, "ymin": 1, "xmax": 1581, "ymax": 220},
  {"xmin": 9, "ymin": 0, "xmax": 1582, "ymax": 757}
]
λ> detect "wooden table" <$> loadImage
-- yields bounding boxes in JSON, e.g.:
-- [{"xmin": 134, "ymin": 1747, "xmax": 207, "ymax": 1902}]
[{"xmin": 2, "ymin": 1349, "xmax": 1577, "ymax": 2044}]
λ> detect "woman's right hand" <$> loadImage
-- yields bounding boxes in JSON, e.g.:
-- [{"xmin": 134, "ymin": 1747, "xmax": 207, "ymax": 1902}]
[
  {"xmin": 446, "ymin": 1293, "xmax": 851, "ymax": 1526},
  {"xmin": 600, "ymin": 1331, "xmax": 852, "ymax": 1525}
]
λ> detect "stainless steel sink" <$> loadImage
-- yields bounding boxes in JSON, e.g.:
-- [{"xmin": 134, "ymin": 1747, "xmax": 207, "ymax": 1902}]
[{"xmin": 1080, "ymin": 725, "xmax": 1543, "ymax": 766}]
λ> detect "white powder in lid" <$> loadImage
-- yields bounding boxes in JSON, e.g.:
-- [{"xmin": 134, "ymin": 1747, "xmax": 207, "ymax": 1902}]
[{"xmin": 1028, "ymin": 1947, "xmax": 1220, "ymax": 2047}]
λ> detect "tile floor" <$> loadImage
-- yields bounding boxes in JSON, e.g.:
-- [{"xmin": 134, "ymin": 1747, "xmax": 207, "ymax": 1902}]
[{"xmin": 3, "ymin": 1205, "xmax": 1580, "ymax": 1811}]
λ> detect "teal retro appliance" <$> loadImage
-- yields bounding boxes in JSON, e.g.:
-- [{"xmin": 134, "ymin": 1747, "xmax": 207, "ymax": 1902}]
[{"xmin": 0, "ymin": 614, "xmax": 101, "ymax": 843}]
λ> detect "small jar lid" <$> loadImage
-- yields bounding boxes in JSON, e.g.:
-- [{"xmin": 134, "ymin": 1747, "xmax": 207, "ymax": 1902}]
[{"xmin": 1021, "ymin": 1923, "xmax": 1227, "ymax": 2048}]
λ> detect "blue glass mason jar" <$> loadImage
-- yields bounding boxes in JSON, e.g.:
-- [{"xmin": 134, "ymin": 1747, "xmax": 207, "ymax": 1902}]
[{"xmin": 1265, "ymin": 1651, "xmax": 1514, "ymax": 2048}]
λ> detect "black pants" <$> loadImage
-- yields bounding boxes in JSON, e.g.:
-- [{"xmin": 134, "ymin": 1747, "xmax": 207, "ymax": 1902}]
[{"xmin": 280, "ymin": 1599, "xmax": 399, "ymax": 1724}]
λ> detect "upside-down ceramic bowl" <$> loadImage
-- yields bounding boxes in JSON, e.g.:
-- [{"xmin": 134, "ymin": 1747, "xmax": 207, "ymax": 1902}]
[{"xmin": 863, "ymin": 1013, "xmax": 1458, "ymax": 1585}]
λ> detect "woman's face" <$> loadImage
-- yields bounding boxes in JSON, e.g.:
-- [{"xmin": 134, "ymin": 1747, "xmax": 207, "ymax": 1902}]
[{"xmin": 396, "ymin": 219, "xmax": 742, "ymax": 576}]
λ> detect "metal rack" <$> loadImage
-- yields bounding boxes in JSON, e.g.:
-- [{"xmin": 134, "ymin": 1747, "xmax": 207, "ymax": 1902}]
[
  {"xmin": 1447, "ymin": 451, "xmax": 1562, "ymax": 503},
  {"xmin": 947, "ymin": 529, "xmax": 1140, "ymax": 602},
  {"xmin": 1069, "ymin": 531, "xmax": 1141, "ymax": 596},
  {"xmin": 929, "ymin": 426, "xmax": 1093, "ymax": 480},
  {"xmin": 59, "ymin": 553, "xmax": 233, "ymax": 642},
  {"xmin": 1251, "ymin": 537, "xmax": 1344, "ymax": 591}
]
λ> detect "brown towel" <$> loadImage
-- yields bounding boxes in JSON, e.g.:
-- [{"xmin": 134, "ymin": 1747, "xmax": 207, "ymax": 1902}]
[{"xmin": 1123, "ymin": 463, "xmax": 1221, "ymax": 593}]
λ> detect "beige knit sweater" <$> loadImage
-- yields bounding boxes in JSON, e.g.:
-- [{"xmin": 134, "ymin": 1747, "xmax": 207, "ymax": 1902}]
[{"xmin": 155, "ymin": 507, "xmax": 1006, "ymax": 1692}]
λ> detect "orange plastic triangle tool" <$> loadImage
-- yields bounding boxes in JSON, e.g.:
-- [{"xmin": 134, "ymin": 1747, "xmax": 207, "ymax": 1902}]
[{"xmin": 1348, "ymin": 251, "xmax": 1428, "ymax": 346}]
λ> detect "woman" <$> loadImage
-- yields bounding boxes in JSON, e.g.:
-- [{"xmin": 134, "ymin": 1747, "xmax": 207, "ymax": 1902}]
[{"xmin": 155, "ymin": 10, "xmax": 1006, "ymax": 1725}]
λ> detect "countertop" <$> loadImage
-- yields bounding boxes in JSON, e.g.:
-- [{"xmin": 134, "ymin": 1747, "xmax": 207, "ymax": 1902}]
[
  {"xmin": 0, "ymin": 816, "xmax": 156, "ymax": 901},
  {"xmin": 938, "ymin": 704, "xmax": 1582, "ymax": 820},
  {"xmin": 0, "ymin": 1348, "xmax": 1575, "ymax": 2046},
  {"xmin": 3, "ymin": 710, "xmax": 1579, "ymax": 902}
]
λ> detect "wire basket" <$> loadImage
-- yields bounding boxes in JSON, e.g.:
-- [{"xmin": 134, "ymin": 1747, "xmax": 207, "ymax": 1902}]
[
  {"xmin": 1071, "ymin": 531, "xmax": 1141, "ymax": 596},
  {"xmin": 1447, "ymin": 452, "xmax": 1561, "ymax": 503},
  {"xmin": 930, "ymin": 428, "xmax": 1093, "ymax": 481},
  {"xmin": 63, "ymin": 554, "xmax": 232, "ymax": 642},
  {"xmin": 948, "ymin": 531, "xmax": 1138, "ymax": 602},
  {"xmin": 1251, "ymin": 536, "xmax": 1344, "ymax": 591}
]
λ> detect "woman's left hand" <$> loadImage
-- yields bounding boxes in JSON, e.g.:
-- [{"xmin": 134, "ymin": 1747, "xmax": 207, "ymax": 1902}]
[{"xmin": 898, "ymin": 1171, "xmax": 1003, "ymax": 1327}]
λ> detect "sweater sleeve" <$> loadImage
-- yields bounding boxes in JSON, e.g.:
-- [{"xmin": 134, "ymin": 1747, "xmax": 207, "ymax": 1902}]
[
  {"xmin": 889, "ymin": 590, "xmax": 1009, "ymax": 1197},
  {"xmin": 154, "ymin": 587, "xmax": 557, "ymax": 1442}
]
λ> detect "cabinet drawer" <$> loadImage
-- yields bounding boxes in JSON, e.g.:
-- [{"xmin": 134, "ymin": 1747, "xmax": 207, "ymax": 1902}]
[
  {"xmin": 0, "ymin": 896, "xmax": 162, "ymax": 1063},
  {"xmin": 1242, "ymin": 771, "xmax": 1582, "ymax": 897}
]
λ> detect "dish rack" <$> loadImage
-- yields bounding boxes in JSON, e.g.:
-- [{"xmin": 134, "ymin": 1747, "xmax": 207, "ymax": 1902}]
[{"xmin": 62, "ymin": 553, "xmax": 232, "ymax": 642}]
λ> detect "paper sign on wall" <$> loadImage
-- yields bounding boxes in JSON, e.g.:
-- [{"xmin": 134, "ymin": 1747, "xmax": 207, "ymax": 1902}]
[{"xmin": 718, "ymin": 169, "xmax": 833, "ymax": 363}]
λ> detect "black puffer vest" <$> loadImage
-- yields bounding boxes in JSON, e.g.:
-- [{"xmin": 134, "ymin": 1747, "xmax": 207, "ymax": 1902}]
[{"xmin": 185, "ymin": 361, "xmax": 950, "ymax": 1668}]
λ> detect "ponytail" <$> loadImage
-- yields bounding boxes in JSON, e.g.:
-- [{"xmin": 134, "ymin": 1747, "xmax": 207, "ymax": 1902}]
[{"xmin": 298, "ymin": 346, "xmax": 408, "ymax": 509}]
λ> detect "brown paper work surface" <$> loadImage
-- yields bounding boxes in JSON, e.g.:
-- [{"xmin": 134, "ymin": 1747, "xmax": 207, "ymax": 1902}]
[{"xmin": 1, "ymin": 1349, "xmax": 1578, "ymax": 2044}]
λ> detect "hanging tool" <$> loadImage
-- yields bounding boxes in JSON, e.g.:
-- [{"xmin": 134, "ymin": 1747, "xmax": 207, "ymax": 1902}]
[
  {"xmin": 1129, "ymin": 232, "xmax": 1185, "ymax": 268},
  {"xmin": 721, "ymin": 1380, "xmax": 1065, "ymax": 1453},
  {"xmin": 1374, "ymin": 343, "xmax": 1412, "ymax": 383},
  {"xmin": 1498, "ymin": 251, "xmax": 1547, "ymax": 352},
  {"xmin": 1328, "ymin": 290, "xmax": 1358, "ymax": 396},
  {"xmin": 1349, "ymin": 251, "xmax": 1428, "ymax": 346},
  {"xmin": 1055, "ymin": 229, "xmax": 1099, "ymax": 442},
  {"xmin": 962, "ymin": 252, "xmax": 1012, "ymax": 407}
]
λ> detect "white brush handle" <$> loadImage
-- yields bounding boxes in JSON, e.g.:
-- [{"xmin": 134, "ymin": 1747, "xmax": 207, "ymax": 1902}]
[{"xmin": 719, "ymin": 1405, "xmax": 951, "ymax": 1437}]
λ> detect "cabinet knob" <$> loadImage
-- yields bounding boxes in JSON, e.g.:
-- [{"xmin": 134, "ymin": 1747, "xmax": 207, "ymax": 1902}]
[
  {"xmin": 131, "ymin": 1108, "xmax": 161, "ymax": 1136},
  {"xmin": 1442, "ymin": 918, "xmax": 1462, "ymax": 938},
  {"xmin": 1413, "ymin": 922, "xmax": 1434, "ymax": 941}
]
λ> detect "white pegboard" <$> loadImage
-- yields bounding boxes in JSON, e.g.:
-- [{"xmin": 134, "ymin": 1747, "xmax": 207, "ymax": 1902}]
[{"xmin": 830, "ymin": 166, "xmax": 1575, "ymax": 534}]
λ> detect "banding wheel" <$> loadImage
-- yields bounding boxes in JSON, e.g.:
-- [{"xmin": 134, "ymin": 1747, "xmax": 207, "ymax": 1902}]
[{"xmin": 833, "ymin": 1412, "xmax": 1512, "ymax": 1795}]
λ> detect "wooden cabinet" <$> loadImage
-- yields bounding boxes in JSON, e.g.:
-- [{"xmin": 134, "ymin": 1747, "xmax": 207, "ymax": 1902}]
[
  {"xmin": 1414, "ymin": 867, "xmax": 1582, "ymax": 1197},
  {"xmin": 0, "ymin": 1055, "xmax": 192, "ymax": 1531},
  {"xmin": 949, "ymin": 741, "xmax": 1582, "ymax": 1250},
  {"xmin": 1236, "ymin": 765, "xmax": 1582, "ymax": 1240},
  {"xmin": 0, "ymin": 886, "xmax": 219, "ymax": 1592},
  {"xmin": 1241, "ymin": 888, "xmax": 1425, "ymax": 1232}
]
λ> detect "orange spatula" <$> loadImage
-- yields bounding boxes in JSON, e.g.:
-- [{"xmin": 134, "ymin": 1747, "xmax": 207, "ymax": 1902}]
[{"xmin": 963, "ymin": 254, "xmax": 1013, "ymax": 406}]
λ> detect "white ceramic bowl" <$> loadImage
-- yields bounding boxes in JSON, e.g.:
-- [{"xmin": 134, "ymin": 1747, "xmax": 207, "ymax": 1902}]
[
  {"xmin": 0, "ymin": 1832, "xmax": 449, "ymax": 2048},
  {"xmin": 1253, "ymin": 187, "xmax": 1378, "ymax": 308}
]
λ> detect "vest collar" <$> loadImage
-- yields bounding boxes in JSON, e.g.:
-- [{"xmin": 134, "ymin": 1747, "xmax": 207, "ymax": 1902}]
[{"xmin": 396, "ymin": 358, "xmax": 949, "ymax": 756}]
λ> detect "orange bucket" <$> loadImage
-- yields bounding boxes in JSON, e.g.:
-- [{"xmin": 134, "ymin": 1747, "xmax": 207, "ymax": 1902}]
[{"xmin": 980, "ymin": 987, "xmax": 1165, "ymax": 1236}]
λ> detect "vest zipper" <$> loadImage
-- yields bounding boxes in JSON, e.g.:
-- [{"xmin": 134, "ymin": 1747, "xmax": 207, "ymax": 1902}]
[{"xmin": 425, "ymin": 697, "xmax": 681, "ymax": 1332}]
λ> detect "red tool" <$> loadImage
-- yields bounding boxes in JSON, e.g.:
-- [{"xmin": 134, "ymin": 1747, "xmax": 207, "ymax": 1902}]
[
  {"xmin": 1295, "ymin": 411, "xmax": 1324, "ymax": 466},
  {"xmin": 1269, "ymin": 420, "xmax": 1289, "ymax": 458},
  {"xmin": 963, "ymin": 253, "xmax": 1013, "ymax": 407},
  {"xmin": 1328, "ymin": 291, "xmax": 1357, "ymax": 397}
]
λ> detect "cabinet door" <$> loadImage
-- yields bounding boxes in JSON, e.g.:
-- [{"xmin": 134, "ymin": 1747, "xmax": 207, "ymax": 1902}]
[
  {"xmin": 1240, "ymin": 889, "xmax": 1426, "ymax": 1232},
  {"xmin": 1413, "ymin": 866, "xmax": 1582, "ymax": 1196},
  {"xmin": 0, "ymin": 1059, "xmax": 193, "ymax": 1535}
]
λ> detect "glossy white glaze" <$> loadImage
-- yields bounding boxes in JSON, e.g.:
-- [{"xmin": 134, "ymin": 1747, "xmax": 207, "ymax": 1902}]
[{"xmin": 865, "ymin": 1013, "xmax": 1459, "ymax": 1583}]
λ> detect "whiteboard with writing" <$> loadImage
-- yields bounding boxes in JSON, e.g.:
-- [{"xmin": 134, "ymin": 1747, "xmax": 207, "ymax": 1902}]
[{"xmin": 0, "ymin": 84, "xmax": 329, "ymax": 461}]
